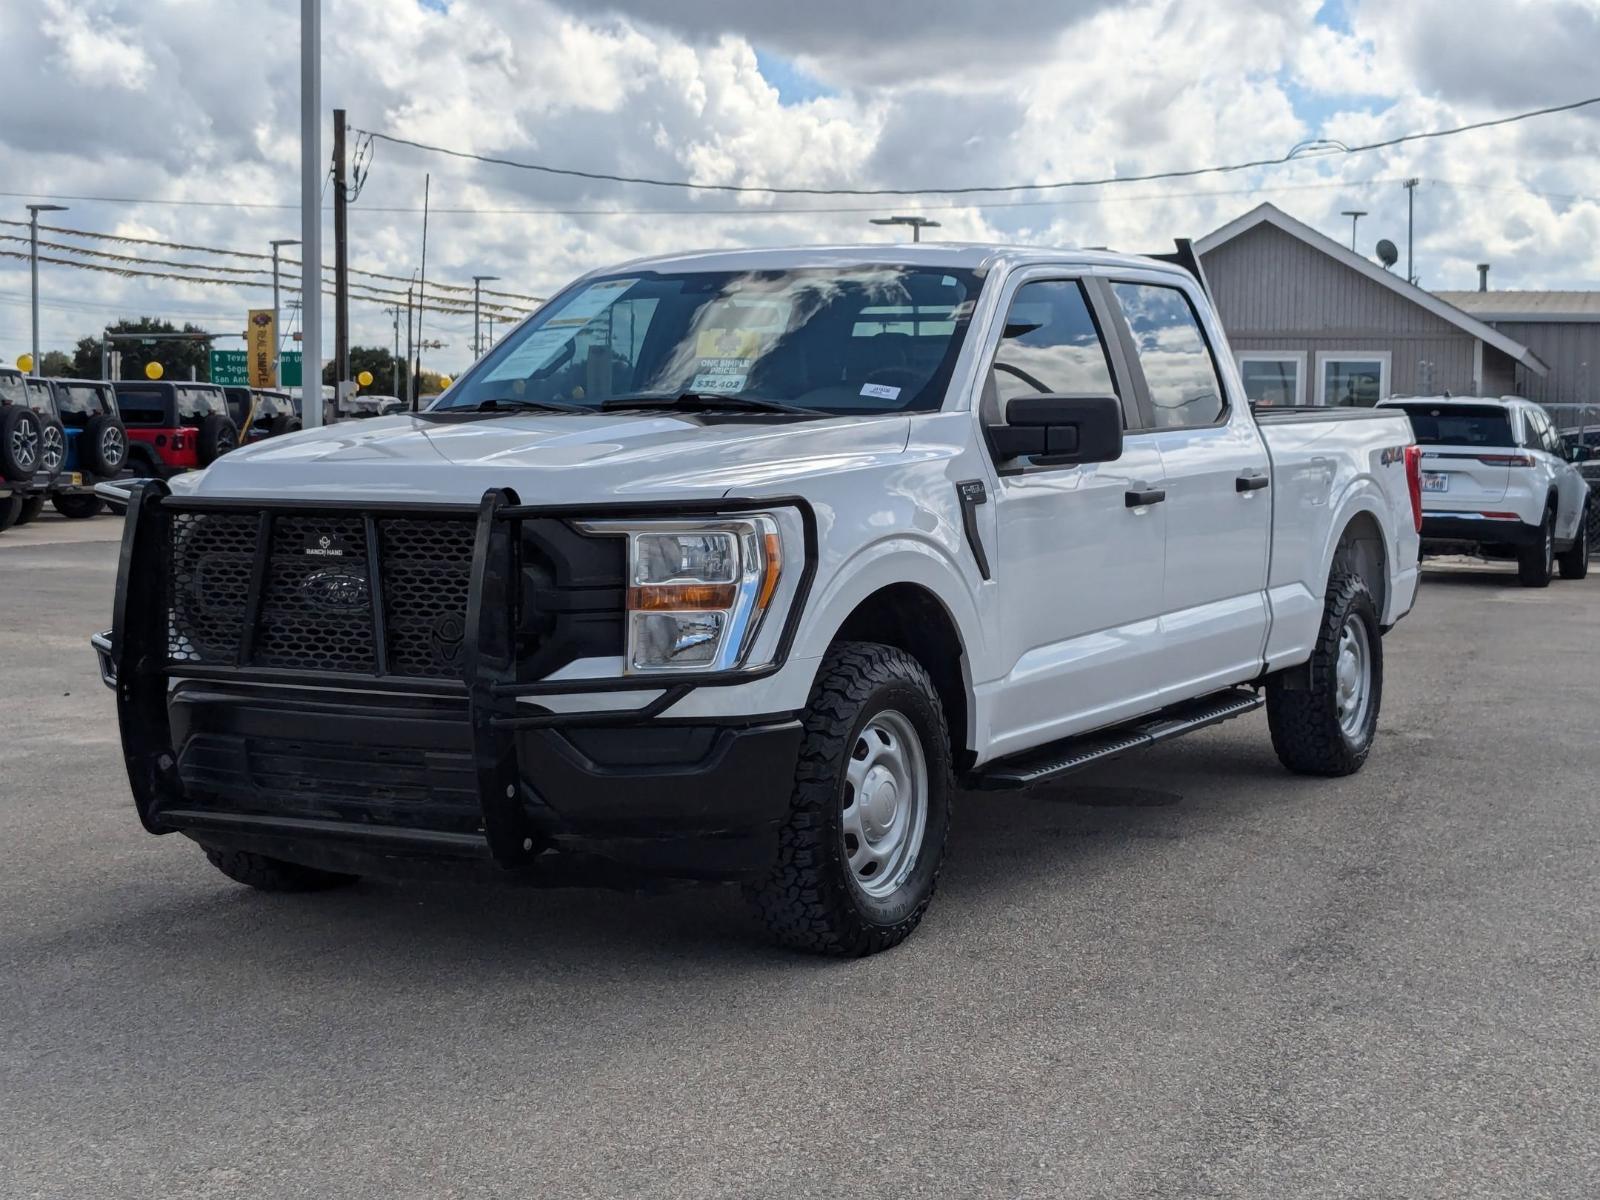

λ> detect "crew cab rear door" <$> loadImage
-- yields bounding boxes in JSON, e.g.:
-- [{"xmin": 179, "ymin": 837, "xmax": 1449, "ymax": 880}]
[
  {"xmin": 980, "ymin": 271, "xmax": 1170, "ymax": 756},
  {"xmin": 1104, "ymin": 276, "xmax": 1271, "ymax": 701}
]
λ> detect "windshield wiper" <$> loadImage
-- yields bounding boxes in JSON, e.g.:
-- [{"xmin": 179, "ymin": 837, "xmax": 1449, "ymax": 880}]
[
  {"xmin": 468, "ymin": 397, "xmax": 588, "ymax": 414},
  {"xmin": 599, "ymin": 392, "xmax": 818, "ymax": 416}
]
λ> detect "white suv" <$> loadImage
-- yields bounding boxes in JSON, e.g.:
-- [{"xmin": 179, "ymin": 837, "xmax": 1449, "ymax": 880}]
[{"xmin": 1379, "ymin": 396, "xmax": 1590, "ymax": 586}]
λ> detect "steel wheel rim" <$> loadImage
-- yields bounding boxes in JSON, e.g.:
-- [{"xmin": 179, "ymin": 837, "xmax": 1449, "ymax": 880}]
[
  {"xmin": 841, "ymin": 709, "xmax": 928, "ymax": 899},
  {"xmin": 1335, "ymin": 615, "xmax": 1373, "ymax": 739},
  {"xmin": 10, "ymin": 424, "xmax": 38, "ymax": 471},
  {"xmin": 41, "ymin": 426, "xmax": 64, "ymax": 473}
]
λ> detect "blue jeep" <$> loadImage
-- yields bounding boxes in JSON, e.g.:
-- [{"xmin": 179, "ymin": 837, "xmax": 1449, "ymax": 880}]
[{"xmin": 45, "ymin": 378, "xmax": 130, "ymax": 519}]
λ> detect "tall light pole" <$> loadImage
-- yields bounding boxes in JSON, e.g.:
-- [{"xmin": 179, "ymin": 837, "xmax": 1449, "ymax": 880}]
[
  {"xmin": 472, "ymin": 275, "xmax": 500, "ymax": 358},
  {"xmin": 270, "ymin": 238, "xmax": 300, "ymax": 388},
  {"xmin": 1341, "ymin": 209, "xmax": 1368, "ymax": 253},
  {"xmin": 27, "ymin": 203, "xmax": 68, "ymax": 376},
  {"xmin": 300, "ymin": 0, "xmax": 322, "ymax": 427},
  {"xmin": 870, "ymin": 215, "xmax": 939, "ymax": 242}
]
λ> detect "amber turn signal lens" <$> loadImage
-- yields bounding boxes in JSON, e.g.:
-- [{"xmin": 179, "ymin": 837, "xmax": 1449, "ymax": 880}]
[
  {"xmin": 628, "ymin": 582, "xmax": 738, "ymax": 611},
  {"xmin": 756, "ymin": 531, "xmax": 782, "ymax": 610}
]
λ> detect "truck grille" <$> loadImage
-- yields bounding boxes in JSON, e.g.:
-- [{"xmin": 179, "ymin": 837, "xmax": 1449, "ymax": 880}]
[{"xmin": 167, "ymin": 509, "xmax": 478, "ymax": 680}]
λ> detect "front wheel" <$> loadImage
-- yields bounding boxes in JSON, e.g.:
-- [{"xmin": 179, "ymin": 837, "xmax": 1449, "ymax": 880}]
[
  {"xmin": 747, "ymin": 642, "xmax": 952, "ymax": 956},
  {"xmin": 1267, "ymin": 573, "xmax": 1383, "ymax": 777},
  {"xmin": 1558, "ymin": 511, "xmax": 1589, "ymax": 580},
  {"xmin": 52, "ymin": 493, "xmax": 103, "ymax": 520}
]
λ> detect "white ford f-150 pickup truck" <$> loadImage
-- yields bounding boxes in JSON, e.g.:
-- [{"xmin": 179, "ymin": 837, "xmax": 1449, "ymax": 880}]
[{"xmin": 95, "ymin": 242, "xmax": 1421, "ymax": 955}]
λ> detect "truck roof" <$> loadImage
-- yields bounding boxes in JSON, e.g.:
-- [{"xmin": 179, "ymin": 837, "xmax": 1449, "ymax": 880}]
[{"xmin": 593, "ymin": 242, "xmax": 1196, "ymax": 281}]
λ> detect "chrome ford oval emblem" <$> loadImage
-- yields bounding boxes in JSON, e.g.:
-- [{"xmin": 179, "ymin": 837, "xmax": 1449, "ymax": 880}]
[{"xmin": 301, "ymin": 566, "xmax": 370, "ymax": 611}]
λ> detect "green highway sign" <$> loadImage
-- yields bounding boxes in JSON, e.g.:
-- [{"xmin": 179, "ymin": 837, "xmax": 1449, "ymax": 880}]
[
  {"xmin": 280, "ymin": 351, "xmax": 302, "ymax": 387},
  {"xmin": 208, "ymin": 350, "xmax": 248, "ymax": 385}
]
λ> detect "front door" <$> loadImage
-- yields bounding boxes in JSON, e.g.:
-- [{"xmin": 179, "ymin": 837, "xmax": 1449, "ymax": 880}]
[{"xmin": 983, "ymin": 275, "xmax": 1169, "ymax": 760}]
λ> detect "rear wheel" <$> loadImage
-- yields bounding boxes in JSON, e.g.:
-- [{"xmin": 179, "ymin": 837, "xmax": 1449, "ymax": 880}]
[
  {"xmin": 52, "ymin": 493, "xmax": 103, "ymax": 519},
  {"xmin": 1517, "ymin": 507, "xmax": 1555, "ymax": 588},
  {"xmin": 1267, "ymin": 573, "xmax": 1382, "ymax": 777},
  {"xmin": 14, "ymin": 494, "xmax": 45, "ymax": 526},
  {"xmin": 1558, "ymin": 511, "xmax": 1589, "ymax": 580},
  {"xmin": 202, "ymin": 846, "xmax": 359, "ymax": 892},
  {"xmin": 0, "ymin": 493, "xmax": 24, "ymax": 532},
  {"xmin": 747, "ymin": 642, "xmax": 952, "ymax": 956}
]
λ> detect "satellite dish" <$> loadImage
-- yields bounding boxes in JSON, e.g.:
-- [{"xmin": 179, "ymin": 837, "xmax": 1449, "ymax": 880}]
[{"xmin": 1376, "ymin": 239, "xmax": 1399, "ymax": 269}]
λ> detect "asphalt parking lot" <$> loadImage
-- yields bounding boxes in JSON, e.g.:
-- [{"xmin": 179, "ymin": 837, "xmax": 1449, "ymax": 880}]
[{"xmin": 3, "ymin": 512, "xmax": 1598, "ymax": 1199}]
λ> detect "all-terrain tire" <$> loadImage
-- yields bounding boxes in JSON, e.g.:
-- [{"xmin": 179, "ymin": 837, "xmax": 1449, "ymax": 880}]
[
  {"xmin": 746, "ymin": 642, "xmax": 953, "ymax": 956},
  {"xmin": 0, "ymin": 405, "xmax": 44, "ymax": 482},
  {"xmin": 1267, "ymin": 573, "xmax": 1383, "ymax": 777},
  {"xmin": 14, "ymin": 494, "xmax": 45, "ymax": 526},
  {"xmin": 195, "ymin": 413, "xmax": 239, "ymax": 466},
  {"xmin": 0, "ymin": 494, "xmax": 22, "ymax": 532},
  {"xmin": 1517, "ymin": 507, "xmax": 1556, "ymax": 588},
  {"xmin": 202, "ymin": 846, "xmax": 359, "ymax": 892},
  {"xmin": 82, "ymin": 413, "xmax": 128, "ymax": 477},
  {"xmin": 1557, "ymin": 511, "xmax": 1589, "ymax": 580}
]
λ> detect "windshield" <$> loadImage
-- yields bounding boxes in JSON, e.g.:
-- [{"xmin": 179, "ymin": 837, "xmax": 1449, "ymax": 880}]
[
  {"xmin": 435, "ymin": 265, "xmax": 983, "ymax": 415},
  {"xmin": 1392, "ymin": 403, "xmax": 1515, "ymax": 448}
]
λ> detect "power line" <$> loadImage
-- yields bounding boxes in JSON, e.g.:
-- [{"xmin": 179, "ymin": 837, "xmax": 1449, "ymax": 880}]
[{"xmin": 354, "ymin": 95, "xmax": 1600, "ymax": 197}]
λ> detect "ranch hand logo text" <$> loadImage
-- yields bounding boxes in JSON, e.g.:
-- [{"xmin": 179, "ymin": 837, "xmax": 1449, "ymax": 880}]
[{"xmin": 304, "ymin": 535, "xmax": 348, "ymax": 557}]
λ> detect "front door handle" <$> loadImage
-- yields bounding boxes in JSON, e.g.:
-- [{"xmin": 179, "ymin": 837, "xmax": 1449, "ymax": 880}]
[
  {"xmin": 1125, "ymin": 488, "xmax": 1166, "ymax": 508},
  {"xmin": 1236, "ymin": 472, "xmax": 1270, "ymax": 492}
]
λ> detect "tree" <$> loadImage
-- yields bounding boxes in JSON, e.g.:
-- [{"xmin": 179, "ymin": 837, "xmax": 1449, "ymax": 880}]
[
  {"xmin": 322, "ymin": 345, "xmax": 401, "ymax": 393},
  {"xmin": 69, "ymin": 317, "xmax": 217, "ymax": 381},
  {"xmin": 38, "ymin": 350, "xmax": 74, "ymax": 377}
]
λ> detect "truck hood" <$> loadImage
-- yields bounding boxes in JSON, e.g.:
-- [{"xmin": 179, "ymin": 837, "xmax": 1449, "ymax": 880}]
[{"xmin": 182, "ymin": 411, "xmax": 912, "ymax": 503}]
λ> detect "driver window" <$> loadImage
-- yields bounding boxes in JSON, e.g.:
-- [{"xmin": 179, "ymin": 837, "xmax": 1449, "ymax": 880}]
[{"xmin": 988, "ymin": 280, "xmax": 1118, "ymax": 422}]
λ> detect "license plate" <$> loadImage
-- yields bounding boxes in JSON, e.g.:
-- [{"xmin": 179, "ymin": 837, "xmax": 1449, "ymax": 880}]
[{"xmin": 1421, "ymin": 472, "xmax": 1449, "ymax": 493}]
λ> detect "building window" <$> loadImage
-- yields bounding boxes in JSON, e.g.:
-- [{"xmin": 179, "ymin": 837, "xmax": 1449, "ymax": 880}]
[
  {"xmin": 1236, "ymin": 353, "xmax": 1304, "ymax": 407},
  {"xmin": 1317, "ymin": 352, "xmax": 1391, "ymax": 407}
]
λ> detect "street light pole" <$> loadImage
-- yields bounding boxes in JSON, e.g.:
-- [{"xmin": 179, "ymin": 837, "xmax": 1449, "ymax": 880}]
[
  {"xmin": 472, "ymin": 275, "xmax": 500, "ymax": 358},
  {"xmin": 1341, "ymin": 209, "xmax": 1368, "ymax": 253},
  {"xmin": 26, "ymin": 203, "xmax": 68, "ymax": 375},
  {"xmin": 300, "ymin": 0, "xmax": 322, "ymax": 428},
  {"xmin": 270, "ymin": 238, "xmax": 300, "ymax": 388}
]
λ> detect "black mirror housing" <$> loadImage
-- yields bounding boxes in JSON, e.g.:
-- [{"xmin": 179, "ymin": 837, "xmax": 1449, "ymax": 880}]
[{"xmin": 987, "ymin": 394, "xmax": 1123, "ymax": 466}]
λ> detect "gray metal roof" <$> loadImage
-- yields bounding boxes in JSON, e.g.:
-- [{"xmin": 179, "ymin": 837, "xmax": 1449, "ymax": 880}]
[{"xmin": 1434, "ymin": 291, "xmax": 1600, "ymax": 323}]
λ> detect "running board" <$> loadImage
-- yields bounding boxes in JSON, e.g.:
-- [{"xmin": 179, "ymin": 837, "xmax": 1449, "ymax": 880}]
[{"xmin": 968, "ymin": 688, "xmax": 1264, "ymax": 791}]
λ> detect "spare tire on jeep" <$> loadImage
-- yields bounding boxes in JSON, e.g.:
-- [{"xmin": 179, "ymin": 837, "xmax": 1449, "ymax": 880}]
[
  {"xmin": 195, "ymin": 413, "xmax": 239, "ymax": 466},
  {"xmin": 265, "ymin": 414, "xmax": 301, "ymax": 437},
  {"xmin": 37, "ymin": 413, "xmax": 67, "ymax": 478},
  {"xmin": 82, "ymin": 412, "xmax": 128, "ymax": 477},
  {"xmin": 1, "ymin": 405, "xmax": 45, "ymax": 482}
]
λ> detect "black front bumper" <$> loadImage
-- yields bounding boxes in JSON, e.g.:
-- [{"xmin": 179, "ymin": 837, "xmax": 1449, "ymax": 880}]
[
  {"xmin": 96, "ymin": 481, "xmax": 815, "ymax": 885},
  {"xmin": 1420, "ymin": 514, "xmax": 1541, "ymax": 547}
]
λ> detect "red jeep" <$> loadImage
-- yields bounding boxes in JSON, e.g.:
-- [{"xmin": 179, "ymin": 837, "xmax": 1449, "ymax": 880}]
[{"xmin": 112, "ymin": 381, "xmax": 240, "ymax": 479}]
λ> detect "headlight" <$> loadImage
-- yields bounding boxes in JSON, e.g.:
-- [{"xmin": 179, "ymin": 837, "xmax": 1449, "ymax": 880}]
[{"xmin": 575, "ymin": 516, "xmax": 785, "ymax": 673}]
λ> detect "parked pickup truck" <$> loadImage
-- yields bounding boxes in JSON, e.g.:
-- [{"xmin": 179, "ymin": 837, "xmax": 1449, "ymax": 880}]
[{"xmin": 94, "ymin": 243, "xmax": 1421, "ymax": 955}]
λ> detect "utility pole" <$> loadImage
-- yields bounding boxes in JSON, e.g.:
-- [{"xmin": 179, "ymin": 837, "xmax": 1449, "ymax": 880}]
[
  {"xmin": 404, "ymin": 281, "xmax": 415, "ymax": 411},
  {"xmin": 485, "ymin": 311, "xmax": 497, "ymax": 351},
  {"xmin": 332, "ymin": 107, "xmax": 350, "ymax": 390},
  {"xmin": 1341, "ymin": 209, "xmax": 1368, "ymax": 253},
  {"xmin": 384, "ymin": 304, "xmax": 403, "ymax": 396},
  {"xmin": 27, "ymin": 203, "xmax": 68, "ymax": 375},
  {"xmin": 270, "ymin": 238, "xmax": 300, "ymax": 387},
  {"xmin": 472, "ymin": 274, "xmax": 500, "ymax": 358},
  {"xmin": 299, "ymin": 0, "xmax": 322, "ymax": 428},
  {"xmin": 1403, "ymin": 178, "xmax": 1420, "ymax": 285}
]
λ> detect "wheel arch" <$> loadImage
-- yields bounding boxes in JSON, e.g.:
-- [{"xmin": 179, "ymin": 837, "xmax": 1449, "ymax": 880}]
[{"xmin": 1329, "ymin": 508, "xmax": 1389, "ymax": 625}]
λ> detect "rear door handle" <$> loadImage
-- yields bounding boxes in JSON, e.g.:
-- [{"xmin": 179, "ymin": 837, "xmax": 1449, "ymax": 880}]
[
  {"xmin": 1125, "ymin": 488, "xmax": 1166, "ymax": 508},
  {"xmin": 1236, "ymin": 473, "xmax": 1270, "ymax": 492}
]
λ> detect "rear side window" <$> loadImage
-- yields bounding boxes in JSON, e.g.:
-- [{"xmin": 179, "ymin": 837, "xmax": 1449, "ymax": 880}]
[
  {"xmin": 0, "ymin": 371, "xmax": 24, "ymax": 406},
  {"xmin": 1394, "ymin": 404, "xmax": 1514, "ymax": 448},
  {"xmin": 1111, "ymin": 282, "xmax": 1227, "ymax": 429},
  {"xmin": 24, "ymin": 380, "xmax": 55, "ymax": 416},
  {"xmin": 177, "ymin": 387, "xmax": 226, "ymax": 421},
  {"xmin": 116, "ymin": 387, "xmax": 169, "ymax": 425},
  {"xmin": 55, "ymin": 384, "xmax": 108, "ymax": 423},
  {"xmin": 990, "ymin": 280, "xmax": 1117, "ymax": 407}
]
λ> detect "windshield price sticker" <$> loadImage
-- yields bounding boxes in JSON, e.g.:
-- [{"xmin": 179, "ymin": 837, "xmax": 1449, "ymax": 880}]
[
  {"xmin": 484, "ymin": 278, "xmax": 638, "ymax": 381},
  {"xmin": 691, "ymin": 357, "xmax": 750, "ymax": 393},
  {"xmin": 860, "ymin": 383, "xmax": 901, "ymax": 400}
]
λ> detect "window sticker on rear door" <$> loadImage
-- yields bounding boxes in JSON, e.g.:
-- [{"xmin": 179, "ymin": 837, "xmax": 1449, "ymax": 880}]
[{"xmin": 484, "ymin": 279, "xmax": 637, "ymax": 382}]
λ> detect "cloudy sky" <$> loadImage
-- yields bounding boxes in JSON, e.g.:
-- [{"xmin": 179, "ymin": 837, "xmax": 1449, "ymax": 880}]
[{"xmin": 2, "ymin": 0, "xmax": 1598, "ymax": 376}]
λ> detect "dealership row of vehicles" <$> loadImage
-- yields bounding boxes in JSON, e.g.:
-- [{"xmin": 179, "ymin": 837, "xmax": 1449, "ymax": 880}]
[{"xmin": 0, "ymin": 371, "xmax": 305, "ymax": 532}]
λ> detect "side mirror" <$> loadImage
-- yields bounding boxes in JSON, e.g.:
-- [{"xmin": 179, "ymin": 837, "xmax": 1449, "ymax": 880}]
[
  {"xmin": 1568, "ymin": 443, "xmax": 1591, "ymax": 463},
  {"xmin": 986, "ymin": 394, "xmax": 1124, "ymax": 466}
]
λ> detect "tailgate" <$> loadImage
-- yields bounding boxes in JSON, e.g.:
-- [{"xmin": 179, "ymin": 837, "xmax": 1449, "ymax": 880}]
[{"xmin": 1417, "ymin": 448, "xmax": 1511, "ymax": 506}]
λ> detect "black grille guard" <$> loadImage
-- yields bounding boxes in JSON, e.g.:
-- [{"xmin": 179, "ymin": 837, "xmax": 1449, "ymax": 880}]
[{"xmin": 98, "ymin": 480, "xmax": 817, "ymax": 866}]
